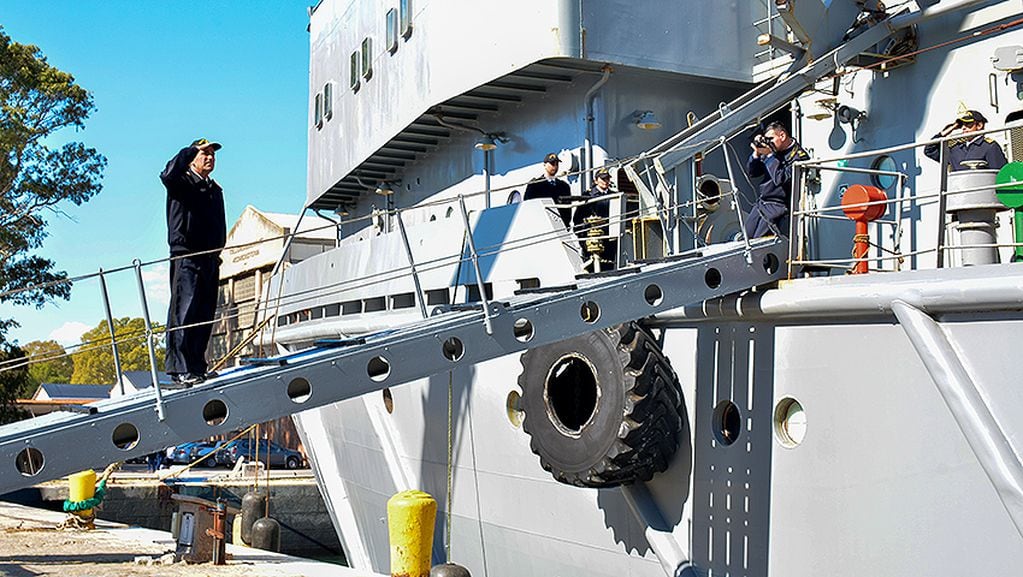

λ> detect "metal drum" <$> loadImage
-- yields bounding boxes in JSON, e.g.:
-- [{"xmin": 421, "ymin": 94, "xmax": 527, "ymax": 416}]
[{"xmin": 946, "ymin": 170, "xmax": 1004, "ymax": 266}]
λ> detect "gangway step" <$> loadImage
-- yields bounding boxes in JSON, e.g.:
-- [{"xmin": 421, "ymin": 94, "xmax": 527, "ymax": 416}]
[
  {"xmin": 0, "ymin": 237, "xmax": 787, "ymax": 496},
  {"xmin": 241, "ymin": 357, "xmax": 289, "ymax": 367}
]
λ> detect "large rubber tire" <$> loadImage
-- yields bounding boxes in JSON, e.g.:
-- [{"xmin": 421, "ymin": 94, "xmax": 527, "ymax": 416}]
[{"xmin": 518, "ymin": 321, "xmax": 684, "ymax": 488}]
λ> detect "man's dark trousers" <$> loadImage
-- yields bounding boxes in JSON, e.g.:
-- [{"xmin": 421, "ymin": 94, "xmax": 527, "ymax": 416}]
[{"xmin": 166, "ymin": 254, "xmax": 219, "ymax": 376}]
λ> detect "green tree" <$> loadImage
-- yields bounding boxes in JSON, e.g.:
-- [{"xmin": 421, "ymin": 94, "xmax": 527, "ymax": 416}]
[
  {"xmin": 71, "ymin": 318, "xmax": 164, "ymax": 384},
  {"xmin": 0, "ymin": 27, "xmax": 106, "ymax": 345},
  {"xmin": 22, "ymin": 339, "xmax": 72, "ymax": 387},
  {"xmin": 0, "ymin": 344, "xmax": 30, "ymax": 424}
]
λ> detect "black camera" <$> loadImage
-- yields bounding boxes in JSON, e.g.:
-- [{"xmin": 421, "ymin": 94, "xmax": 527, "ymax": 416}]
[{"xmin": 753, "ymin": 135, "xmax": 774, "ymax": 150}]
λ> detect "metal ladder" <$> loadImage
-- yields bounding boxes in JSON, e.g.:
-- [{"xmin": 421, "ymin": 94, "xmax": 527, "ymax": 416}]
[{"xmin": 0, "ymin": 238, "xmax": 786, "ymax": 495}]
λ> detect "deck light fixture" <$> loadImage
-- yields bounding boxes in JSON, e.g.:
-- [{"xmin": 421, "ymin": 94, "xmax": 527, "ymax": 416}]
[
  {"xmin": 635, "ymin": 111, "xmax": 662, "ymax": 130},
  {"xmin": 475, "ymin": 134, "xmax": 497, "ymax": 151}
]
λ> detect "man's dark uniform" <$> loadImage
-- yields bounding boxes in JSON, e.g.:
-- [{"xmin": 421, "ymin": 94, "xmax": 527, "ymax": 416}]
[
  {"xmin": 923, "ymin": 134, "xmax": 1007, "ymax": 172},
  {"xmin": 745, "ymin": 142, "xmax": 809, "ymax": 238},
  {"xmin": 523, "ymin": 153, "xmax": 572, "ymax": 226},
  {"xmin": 160, "ymin": 143, "xmax": 226, "ymax": 379},
  {"xmin": 572, "ymin": 170, "xmax": 615, "ymax": 265}
]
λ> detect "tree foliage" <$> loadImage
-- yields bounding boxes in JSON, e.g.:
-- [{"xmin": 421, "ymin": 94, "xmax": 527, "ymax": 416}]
[
  {"xmin": 71, "ymin": 317, "xmax": 164, "ymax": 385},
  {"xmin": 0, "ymin": 344, "xmax": 30, "ymax": 424},
  {"xmin": 0, "ymin": 26, "xmax": 106, "ymax": 344},
  {"xmin": 22, "ymin": 339, "xmax": 72, "ymax": 387}
]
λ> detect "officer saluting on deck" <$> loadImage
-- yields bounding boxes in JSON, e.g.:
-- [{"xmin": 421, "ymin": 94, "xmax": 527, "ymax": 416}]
[
  {"xmin": 160, "ymin": 138, "xmax": 227, "ymax": 387},
  {"xmin": 924, "ymin": 109, "xmax": 1007, "ymax": 171}
]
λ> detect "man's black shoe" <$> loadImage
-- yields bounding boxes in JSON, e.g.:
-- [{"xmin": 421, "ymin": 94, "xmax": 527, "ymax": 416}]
[{"xmin": 168, "ymin": 373, "xmax": 205, "ymax": 389}]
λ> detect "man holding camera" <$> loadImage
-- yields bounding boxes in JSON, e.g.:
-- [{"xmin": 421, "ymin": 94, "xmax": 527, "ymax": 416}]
[
  {"xmin": 923, "ymin": 109, "xmax": 1006, "ymax": 172},
  {"xmin": 745, "ymin": 121, "xmax": 809, "ymax": 238}
]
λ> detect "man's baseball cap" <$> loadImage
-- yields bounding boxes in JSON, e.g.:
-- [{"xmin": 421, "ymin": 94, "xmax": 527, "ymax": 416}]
[
  {"xmin": 958, "ymin": 110, "xmax": 988, "ymax": 124},
  {"xmin": 543, "ymin": 152, "xmax": 560, "ymax": 164},
  {"xmin": 191, "ymin": 138, "xmax": 222, "ymax": 150}
]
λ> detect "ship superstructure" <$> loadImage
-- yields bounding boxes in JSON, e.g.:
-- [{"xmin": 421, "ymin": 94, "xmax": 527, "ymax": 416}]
[{"xmin": 2, "ymin": 2, "xmax": 1023, "ymax": 577}]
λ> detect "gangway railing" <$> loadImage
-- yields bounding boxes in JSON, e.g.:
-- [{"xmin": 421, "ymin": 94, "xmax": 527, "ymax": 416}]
[{"xmin": 0, "ymin": 235, "xmax": 788, "ymax": 495}]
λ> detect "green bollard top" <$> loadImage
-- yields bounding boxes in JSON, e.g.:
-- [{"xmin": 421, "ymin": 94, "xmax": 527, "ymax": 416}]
[{"xmin": 996, "ymin": 162, "xmax": 1023, "ymax": 209}]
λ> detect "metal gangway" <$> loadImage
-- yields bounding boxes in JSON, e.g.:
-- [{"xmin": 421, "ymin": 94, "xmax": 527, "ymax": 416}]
[
  {"xmin": 0, "ymin": 0, "xmax": 982, "ymax": 495},
  {"xmin": 0, "ymin": 235, "xmax": 788, "ymax": 495}
]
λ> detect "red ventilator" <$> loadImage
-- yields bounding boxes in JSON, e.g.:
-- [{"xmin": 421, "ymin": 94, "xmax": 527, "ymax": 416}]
[{"xmin": 841, "ymin": 184, "xmax": 887, "ymax": 274}]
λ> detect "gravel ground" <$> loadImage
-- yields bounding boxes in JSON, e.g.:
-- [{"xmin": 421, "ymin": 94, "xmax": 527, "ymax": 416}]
[{"xmin": 0, "ymin": 503, "xmax": 364, "ymax": 577}]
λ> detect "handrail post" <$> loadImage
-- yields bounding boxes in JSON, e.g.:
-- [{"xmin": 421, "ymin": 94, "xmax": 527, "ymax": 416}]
[
  {"xmin": 457, "ymin": 195, "xmax": 494, "ymax": 335},
  {"xmin": 395, "ymin": 210, "xmax": 429, "ymax": 319},
  {"xmin": 936, "ymin": 141, "xmax": 949, "ymax": 268},
  {"xmin": 133, "ymin": 259, "xmax": 165, "ymax": 421},
  {"xmin": 98, "ymin": 268, "xmax": 125, "ymax": 396}
]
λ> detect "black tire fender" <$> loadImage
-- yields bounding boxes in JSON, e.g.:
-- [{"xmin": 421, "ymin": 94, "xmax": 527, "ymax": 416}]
[{"xmin": 518, "ymin": 322, "xmax": 685, "ymax": 488}]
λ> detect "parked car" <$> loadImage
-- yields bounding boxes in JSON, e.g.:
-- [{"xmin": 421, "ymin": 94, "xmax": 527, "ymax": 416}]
[
  {"xmin": 219, "ymin": 439, "xmax": 304, "ymax": 469},
  {"xmin": 189, "ymin": 441, "xmax": 225, "ymax": 468},
  {"xmin": 169, "ymin": 442, "xmax": 200, "ymax": 464}
]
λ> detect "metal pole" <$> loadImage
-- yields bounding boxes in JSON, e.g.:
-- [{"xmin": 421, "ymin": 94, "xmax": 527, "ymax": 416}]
[
  {"xmin": 395, "ymin": 210, "xmax": 429, "ymax": 319},
  {"xmin": 721, "ymin": 137, "xmax": 753, "ymax": 264},
  {"xmin": 133, "ymin": 259, "xmax": 165, "ymax": 421},
  {"xmin": 98, "ymin": 269, "xmax": 125, "ymax": 395},
  {"xmin": 457, "ymin": 195, "xmax": 494, "ymax": 335},
  {"xmin": 484, "ymin": 150, "xmax": 492, "ymax": 210},
  {"xmin": 936, "ymin": 142, "xmax": 949, "ymax": 268}
]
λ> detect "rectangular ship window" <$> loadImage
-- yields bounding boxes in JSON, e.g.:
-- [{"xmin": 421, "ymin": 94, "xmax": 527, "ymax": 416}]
[
  {"xmin": 364, "ymin": 296, "xmax": 386, "ymax": 312},
  {"xmin": 310, "ymin": 307, "xmax": 324, "ymax": 320},
  {"xmin": 349, "ymin": 51, "xmax": 360, "ymax": 92},
  {"xmin": 341, "ymin": 300, "xmax": 362, "ymax": 315},
  {"xmin": 324, "ymin": 303, "xmax": 340, "ymax": 317},
  {"xmin": 400, "ymin": 0, "xmax": 413, "ymax": 39},
  {"xmin": 386, "ymin": 8, "xmax": 398, "ymax": 53},
  {"xmin": 426, "ymin": 288, "xmax": 449, "ymax": 305},
  {"xmin": 391, "ymin": 293, "xmax": 415, "ymax": 309},
  {"xmin": 517, "ymin": 278, "xmax": 540, "ymax": 290},
  {"xmin": 361, "ymin": 38, "xmax": 373, "ymax": 80},
  {"xmin": 323, "ymin": 82, "xmax": 332, "ymax": 121},
  {"xmin": 314, "ymin": 92, "xmax": 323, "ymax": 128},
  {"xmin": 465, "ymin": 283, "xmax": 493, "ymax": 303}
]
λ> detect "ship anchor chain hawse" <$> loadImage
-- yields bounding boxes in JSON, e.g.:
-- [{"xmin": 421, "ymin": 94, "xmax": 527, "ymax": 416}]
[{"xmin": 4, "ymin": 0, "xmax": 1023, "ymax": 576}]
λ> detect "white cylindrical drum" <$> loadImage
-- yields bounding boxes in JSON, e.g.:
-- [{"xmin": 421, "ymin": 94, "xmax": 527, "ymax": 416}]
[{"xmin": 946, "ymin": 170, "xmax": 1003, "ymax": 266}]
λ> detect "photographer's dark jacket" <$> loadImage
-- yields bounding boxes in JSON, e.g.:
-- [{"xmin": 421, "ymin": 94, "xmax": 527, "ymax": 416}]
[
  {"xmin": 923, "ymin": 134, "xmax": 1007, "ymax": 172},
  {"xmin": 747, "ymin": 143, "xmax": 809, "ymax": 206},
  {"xmin": 160, "ymin": 146, "xmax": 226, "ymax": 256}
]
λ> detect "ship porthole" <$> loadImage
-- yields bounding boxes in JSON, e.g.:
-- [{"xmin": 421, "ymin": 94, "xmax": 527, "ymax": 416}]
[
  {"xmin": 203, "ymin": 400, "xmax": 229, "ymax": 426},
  {"xmin": 287, "ymin": 377, "xmax": 312, "ymax": 404},
  {"xmin": 580, "ymin": 301, "xmax": 600, "ymax": 323},
  {"xmin": 513, "ymin": 318, "xmax": 534, "ymax": 343},
  {"xmin": 644, "ymin": 284, "xmax": 663, "ymax": 306},
  {"xmin": 774, "ymin": 397, "xmax": 806, "ymax": 448},
  {"xmin": 368, "ymin": 356, "xmax": 391, "ymax": 382},
  {"xmin": 442, "ymin": 337, "xmax": 464, "ymax": 362},
  {"xmin": 15, "ymin": 448, "xmax": 44, "ymax": 477},
  {"xmin": 763, "ymin": 253, "xmax": 780, "ymax": 275},
  {"xmin": 705, "ymin": 268, "xmax": 722, "ymax": 289},
  {"xmin": 506, "ymin": 390, "xmax": 524, "ymax": 428},
  {"xmin": 712, "ymin": 400, "xmax": 741, "ymax": 446},
  {"xmin": 112, "ymin": 422, "xmax": 140, "ymax": 450}
]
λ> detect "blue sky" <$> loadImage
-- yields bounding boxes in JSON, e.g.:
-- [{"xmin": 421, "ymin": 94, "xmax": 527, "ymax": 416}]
[{"xmin": 1, "ymin": 2, "xmax": 313, "ymax": 347}]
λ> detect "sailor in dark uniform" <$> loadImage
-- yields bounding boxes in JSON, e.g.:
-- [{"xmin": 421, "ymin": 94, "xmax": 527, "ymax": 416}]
[
  {"xmin": 524, "ymin": 152, "xmax": 572, "ymax": 226},
  {"xmin": 924, "ymin": 109, "xmax": 1007, "ymax": 171},
  {"xmin": 573, "ymin": 167, "xmax": 616, "ymax": 267},
  {"xmin": 745, "ymin": 121, "xmax": 809, "ymax": 238},
  {"xmin": 160, "ymin": 138, "xmax": 227, "ymax": 387}
]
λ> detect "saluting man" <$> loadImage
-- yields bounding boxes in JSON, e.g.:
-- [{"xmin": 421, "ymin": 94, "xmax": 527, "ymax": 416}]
[
  {"xmin": 160, "ymin": 138, "xmax": 227, "ymax": 387},
  {"xmin": 924, "ymin": 109, "xmax": 1007, "ymax": 172}
]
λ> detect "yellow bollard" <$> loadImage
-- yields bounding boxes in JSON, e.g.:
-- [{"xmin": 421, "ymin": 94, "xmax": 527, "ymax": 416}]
[
  {"xmin": 387, "ymin": 490, "xmax": 437, "ymax": 577},
  {"xmin": 68, "ymin": 469, "xmax": 97, "ymax": 518}
]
